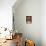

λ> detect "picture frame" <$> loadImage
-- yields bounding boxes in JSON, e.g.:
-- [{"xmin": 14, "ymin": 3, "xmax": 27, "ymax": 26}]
[{"xmin": 26, "ymin": 16, "xmax": 32, "ymax": 24}]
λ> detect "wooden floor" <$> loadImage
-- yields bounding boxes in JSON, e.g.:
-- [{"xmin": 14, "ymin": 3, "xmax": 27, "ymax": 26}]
[{"xmin": 0, "ymin": 39, "xmax": 16, "ymax": 46}]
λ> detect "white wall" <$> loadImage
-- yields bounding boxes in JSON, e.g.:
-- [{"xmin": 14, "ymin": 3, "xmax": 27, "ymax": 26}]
[
  {"xmin": 41, "ymin": 0, "xmax": 46, "ymax": 46},
  {"xmin": 13, "ymin": 0, "xmax": 41, "ymax": 46},
  {"xmin": 0, "ymin": 0, "xmax": 16, "ymax": 30}
]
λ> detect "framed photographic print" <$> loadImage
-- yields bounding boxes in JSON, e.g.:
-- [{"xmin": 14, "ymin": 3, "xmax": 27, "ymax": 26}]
[{"xmin": 26, "ymin": 16, "xmax": 32, "ymax": 24}]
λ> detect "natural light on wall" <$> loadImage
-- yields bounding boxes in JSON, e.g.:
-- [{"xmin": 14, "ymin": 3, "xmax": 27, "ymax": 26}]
[
  {"xmin": 0, "ymin": 0, "xmax": 17, "ymax": 30},
  {"xmin": 0, "ymin": 8, "xmax": 12, "ymax": 30}
]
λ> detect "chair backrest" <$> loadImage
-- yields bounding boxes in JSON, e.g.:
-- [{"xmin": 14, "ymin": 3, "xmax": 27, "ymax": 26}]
[
  {"xmin": 25, "ymin": 40, "xmax": 35, "ymax": 46},
  {"xmin": 15, "ymin": 33, "xmax": 23, "ymax": 46}
]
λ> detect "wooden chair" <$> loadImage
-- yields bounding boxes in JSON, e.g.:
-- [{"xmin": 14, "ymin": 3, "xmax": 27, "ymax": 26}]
[
  {"xmin": 15, "ymin": 33, "xmax": 23, "ymax": 46},
  {"xmin": 25, "ymin": 40, "xmax": 35, "ymax": 46}
]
